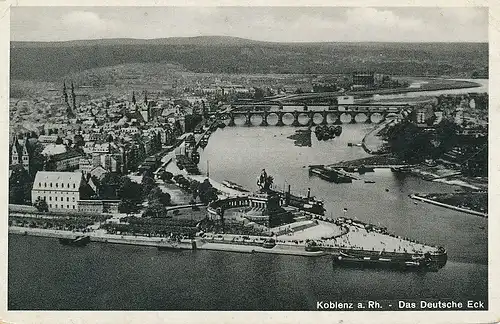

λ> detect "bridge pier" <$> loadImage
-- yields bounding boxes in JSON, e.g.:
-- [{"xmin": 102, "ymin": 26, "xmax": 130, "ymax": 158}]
[
  {"xmin": 308, "ymin": 111, "xmax": 315, "ymax": 126},
  {"xmin": 365, "ymin": 113, "xmax": 372, "ymax": 124},
  {"xmin": 321, "ymin": 111, "xmax": 329, "ymax": 125},
  {"xmin": 260, "ymin": 112, "xmax": 268, "ymax": 126},
  {"xmin": 244, "ymin": 111, "xmax": 252, "ymax": 126},
  {"xmin": 379, "ymin": 113, "xmax": 387, "ymax": 123},
  {"xmin": 228, "ymin": 113, "xmax": 236, "ymax": 127},
  {"xmin": 291, "ymin": 112, "xmax": 300, "ymax": 127},
  {"xmin": 349, "ymin": 113, "xmax": 357, "ymax": 124},
  {"xmin": 276, "ymin": 112, "xmax": 284, "ymax": 126}
]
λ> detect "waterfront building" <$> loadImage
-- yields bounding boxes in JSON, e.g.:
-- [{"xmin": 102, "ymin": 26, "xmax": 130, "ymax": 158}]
[
  {"xmin": 31, "ymin": 171, "xmax": 93, "ymax": 211},
  {"xmin": 77, "ymin": 199, "xmax": 120, "ymax": 214}
]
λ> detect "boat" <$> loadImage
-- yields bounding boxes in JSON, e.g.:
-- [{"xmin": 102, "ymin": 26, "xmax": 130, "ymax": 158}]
[
  {"xmin": 364, "ymin": 180, "xmax": 375, "ymax": 184},
  {"xmin": 222, "ymin": 180, "xmax": 250, "ymax": 192},
  {"xmin": 358, "ymin": 165, "xmax": 375, "ymax": 173},
  {"xmin": 59, "ymin": 236, "xmax": 91, "ymax": 247},
  {"xmin": 305, "ymin": 240, "xmax": 322, "ymax": 252},
  {"xmin": 218, "ymin": 122, "xmax": 226, "ymax": 128},
  {"xmin": 332, "ymin": 249, "xmax": 446, "ymax": 271},
  {"xmin": 262, "ymin": 238, "xmax": 276, "ymax": 249},
  {"xmin": 309, "ymin": 167, "xmax": 352, "ymax": 183}
]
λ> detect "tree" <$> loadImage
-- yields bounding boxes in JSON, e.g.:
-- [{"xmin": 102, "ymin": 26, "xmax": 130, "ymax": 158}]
[
  {"xmin": 147, "ymin": 187, "xmax": 171, "ymax": 206},
  {"xmin": 55, "ymin": 137, "xmax": 63, "ymax": 145},
  {"xmin": 29, "ymin": 141, "xmax": 45, "ymax": 175},
  {"xmin": 189, "ymin": 180, "xmax": 200, "ymax": 200},
  {"xmin": 141, "ymin": 172, "xmax": 156, "ymax": 198},
  {"xmin": 117, "ymin": 176, "xmax": 143, "ymax": 212},
  {"xmin": 74, "ymin": 134, "xmax": 85, "ymax": 147},
  {"xmin": 33, "ymin": 196, "xmax": 48, "ymax": 212},
  {"xmin": 160, "ymin": 171, "xmax": 173, "ymax": 182},
  {"xmin": 9, "ymin": 165, "xmax": 32, "ymax": 204},
  {"xmin": 118, "ymin": 199, "xmax": 137, "ymax": 215},
  {"xmin": 198, "ymin": 179, "xmax": 218, "ymax": 205},
  {"xmin": 143, "ymin": 200, "xmax": 167, "ymax": 217},
  {"xmin": 384, "ymin": 121, "xmax": 433, "ymax": 163},
  {"xmin": 99, "ymin": 172, "xmax": 122, "ymax": 199},
  {"xmin": 254, "ymin": 87, "xmax": 265, "ymax": 101}
]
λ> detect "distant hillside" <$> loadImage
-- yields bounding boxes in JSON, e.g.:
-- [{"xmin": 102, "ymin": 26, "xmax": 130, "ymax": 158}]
[
  {"xmin": 10, "ymin": 36, "xmax": 488, "ymax": 80},
  {"xmin": 11, "ymin": 36, "xmax": 267, "ymax": 48}
]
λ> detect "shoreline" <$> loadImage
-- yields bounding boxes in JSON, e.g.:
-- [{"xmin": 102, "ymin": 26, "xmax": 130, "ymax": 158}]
[
  {"xmin": 409, "ymin": 194, "xmax": 487, "ymax": 218},
  {"xmin": 7, "ymin": 226, "xmax": 326, "ymax": 257}
]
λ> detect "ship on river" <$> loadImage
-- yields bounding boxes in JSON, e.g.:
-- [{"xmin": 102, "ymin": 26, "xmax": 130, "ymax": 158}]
[{"xmin": 59, "ymin": 236, "xmax": 91, "ymax": 247}]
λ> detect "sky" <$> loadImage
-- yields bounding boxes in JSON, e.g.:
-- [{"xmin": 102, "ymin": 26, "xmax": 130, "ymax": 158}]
[{"xmin": 10, "ymin": 7, "xmax": 488, "ymax": 42}]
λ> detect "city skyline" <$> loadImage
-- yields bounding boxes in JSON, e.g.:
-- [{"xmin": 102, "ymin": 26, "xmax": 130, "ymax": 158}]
[{"xmin": 11, "ymin": 6, "xmax": 488, "ymax": 43}]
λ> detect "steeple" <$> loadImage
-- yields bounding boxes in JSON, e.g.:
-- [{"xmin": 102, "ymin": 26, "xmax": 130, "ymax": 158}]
[
  {"xmin": 144, "ymin": 91, "xmax": 148, "ymax": 104},
  {"xmin": 132, "ymin": 91, "xmax": 136, "ymax": 105}
]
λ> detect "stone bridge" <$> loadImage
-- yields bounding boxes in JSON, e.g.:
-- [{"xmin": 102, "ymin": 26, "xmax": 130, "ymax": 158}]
[{"xmin": 213, "ymin": 104, "xmax": 408, "ymax": 126}]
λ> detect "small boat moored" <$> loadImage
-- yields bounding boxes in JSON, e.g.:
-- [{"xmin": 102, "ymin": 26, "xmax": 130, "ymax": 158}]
[{"xmin": 59, "ymin": 236, "xmax": 91, "ymax": 247}]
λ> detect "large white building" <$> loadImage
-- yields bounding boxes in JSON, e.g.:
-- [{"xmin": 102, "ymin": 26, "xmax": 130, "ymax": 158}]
[{"xmin": 32, "ymin": 171, "xmax": 88, "ymax": 211}]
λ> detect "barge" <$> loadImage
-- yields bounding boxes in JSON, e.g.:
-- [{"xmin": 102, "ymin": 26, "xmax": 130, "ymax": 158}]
[
  {"xmin": 309, "ymin": 166, "xmax": 353, "ymax": 183},
  {"xmin": 59, "ymin": 236, "xmax": 91, "ymax": 247},
  {"xmin": 222, "ymin": 180, "xmax": 250, "ymax": 192},
  {"xmin": 330, "ymin": 248, "xmax": 447, "ymax": 271}
]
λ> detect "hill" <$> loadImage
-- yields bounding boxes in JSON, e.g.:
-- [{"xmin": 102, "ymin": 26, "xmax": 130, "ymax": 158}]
[{"xmin": 10, "ymin": 36, "xmax": 488, "ymax": 80}]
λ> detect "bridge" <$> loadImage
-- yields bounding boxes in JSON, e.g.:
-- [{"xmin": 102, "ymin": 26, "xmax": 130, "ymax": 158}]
[{"xmin": 210, "ymin": 103, "xmax": 411, "ymax": 126}]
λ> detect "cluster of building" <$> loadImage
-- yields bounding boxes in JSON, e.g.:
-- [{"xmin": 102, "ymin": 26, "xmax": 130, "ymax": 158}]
[
  {"xmin": 9, "ymin": 82, "xmax": 217, "ymax": 212},
  {"xmin": 411, "ymin": 93, "xmax": 488, "ymax": 176}
]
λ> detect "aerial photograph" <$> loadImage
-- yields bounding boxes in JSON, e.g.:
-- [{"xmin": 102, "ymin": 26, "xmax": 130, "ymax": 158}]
[{"xmin": 7, "ymin": 6, "xmax": 488, "ymax": 312}]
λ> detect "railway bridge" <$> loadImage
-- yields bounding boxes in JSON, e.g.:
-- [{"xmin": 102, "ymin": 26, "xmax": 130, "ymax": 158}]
[{"xmin": 211, "ymin": 103, "xmax": 411, "ymax": 126}]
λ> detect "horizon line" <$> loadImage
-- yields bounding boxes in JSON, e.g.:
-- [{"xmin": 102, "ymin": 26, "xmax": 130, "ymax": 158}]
[{"xmin": 10, "ymin": 35, "xmax": 489, "ymax": 44}]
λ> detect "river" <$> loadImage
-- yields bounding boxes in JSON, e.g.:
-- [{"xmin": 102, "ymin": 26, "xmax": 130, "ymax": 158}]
[{"xmin": 9, "ymin": 121, "xmax": 488, "ymax": 310}]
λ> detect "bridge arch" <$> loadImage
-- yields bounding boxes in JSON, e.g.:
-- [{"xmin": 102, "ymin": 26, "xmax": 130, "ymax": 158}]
[
  {"xmin": 297, "ymin": 112, "xmax": 312, "ymax": 126},
  {"xmin": 266, "ymin": 112, "xmax": 280, "ymax": 126},
  {"xmin": 282, "ymin": 112, "xmax": 294, "ymax": 126},
  {"xmin": 312, "ymin": 112, "xmax": 324, "ymax": 125}
]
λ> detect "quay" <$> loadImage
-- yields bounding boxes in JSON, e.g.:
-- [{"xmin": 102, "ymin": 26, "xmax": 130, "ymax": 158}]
[
  {"xmin": 308, "ymin": 165, "xmax": 359, "ymax": 182},
  {"xmin": 409, "ymin": 194, "xmax": 487, "ymax": 218},
  {"xmin": 8, "ymin": 217, "xmax": 445, "ymax": 264}
]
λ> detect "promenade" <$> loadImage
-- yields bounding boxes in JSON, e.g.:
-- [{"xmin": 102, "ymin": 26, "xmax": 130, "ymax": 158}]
[{"xmin": 9, "ymin": 216, "xmax": 440, "ymax": 258}]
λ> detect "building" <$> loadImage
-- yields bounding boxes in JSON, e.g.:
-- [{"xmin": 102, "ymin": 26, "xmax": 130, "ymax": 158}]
[
  {"xmin": 31, "ymin": 171, "xmax": 93, "ymax": 211},
  {"xmin": 337, "ymin": 96, "xmax": 354, "ymax": 105},
  {"xmin": 77, "ymin": 200, "xmax": 120, "ymax": 214},
  {"xmin": 415, "ymin": 104, "xmax": 436, "ymax": 126},
  {"xmin": 46, "ymin": 150, "xmax": 85, "ymax": 171},
  {"xmin": 352, "ymin": 72, "xmax": 375, "ymax": 88},
  {"xmin": 10, "ymin": 136, "xmax": 30, "ymax": 169},
  {"xmin": 38, "ymin": 135, "xmax": 59, "ymax": 145}
]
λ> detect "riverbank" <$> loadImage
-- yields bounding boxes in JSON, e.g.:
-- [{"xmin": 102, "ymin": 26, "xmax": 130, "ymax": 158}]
[
  {"xmin": 7, "ymin": 226, "xmax": 327, "ymax": 257},
  {"xmin": 410, "ymin": 193, "xmax": 487, "ymax": 217},
  {"xmin": 8, "ymin": 212, "xmax": 443, "ymax": 259},
  {"xmin": 328, "ymin": 154, "xmax": 410, "ymax": 169}
]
